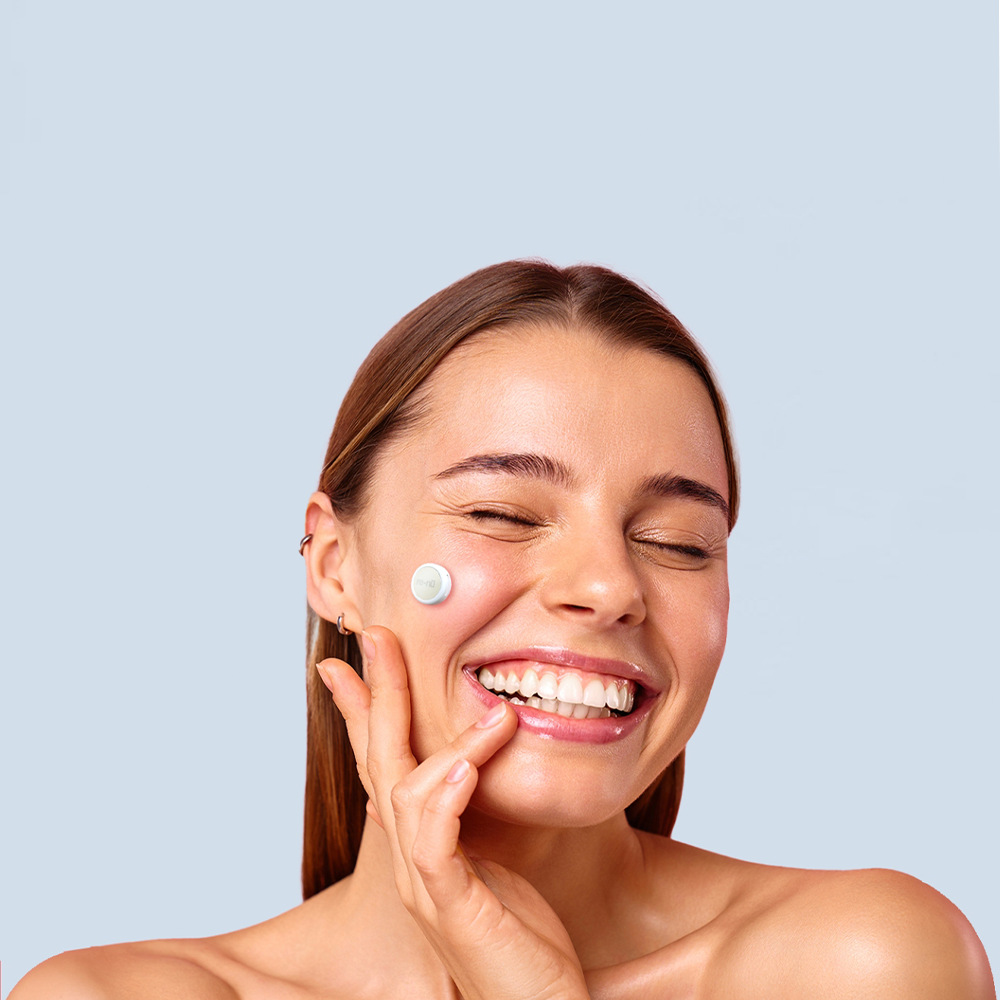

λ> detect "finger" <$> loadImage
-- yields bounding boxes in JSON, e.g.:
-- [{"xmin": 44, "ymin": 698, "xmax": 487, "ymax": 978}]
[
  {"xmin": 389, "ymin": 700, "xmax": 517, "ymax": 863},
  {"xmin": 409, "ymin": 758, "xmax": 483, "ymax": 912},
  {"xmin": 365, "ymin": 798, "xmax": 385, "ymax": 829},
  {"xmin": 393, "ymin": 700, "xmax": 516, "ymax": 802},
  {"xmin": 316, "ymin": 658, "xmax": 375, "ymax": 797},
  {"xmin": 316, "ymin": 658, "xmax": 371, "ymax": 718},
  {"xmin": 361, "ymin": 627, "xmax": 419, "ymax": 802}
]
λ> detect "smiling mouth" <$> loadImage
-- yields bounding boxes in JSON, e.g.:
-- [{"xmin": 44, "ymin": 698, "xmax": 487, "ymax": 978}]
[{"xmin": 474, "ymin": 663, "xmax": 638, "ymax": 720}]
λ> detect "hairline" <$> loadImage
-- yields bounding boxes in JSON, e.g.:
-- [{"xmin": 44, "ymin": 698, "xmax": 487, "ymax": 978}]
[{"xmin": 349, "ymin": 320, "xmax": 730, "ymax": 522}]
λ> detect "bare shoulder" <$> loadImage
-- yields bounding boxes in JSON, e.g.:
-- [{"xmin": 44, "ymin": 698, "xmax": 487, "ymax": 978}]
[
  {"xmin": 10, "ymin": 939, "xmax": 240, "ymax": 1000},
  {"xmin": 708, "ymin": 866, "xmax": 995, "ymax": 1000},
  {"xmin": 10, "ymin": 882, "xmax": 360, "ymax": 1000}
]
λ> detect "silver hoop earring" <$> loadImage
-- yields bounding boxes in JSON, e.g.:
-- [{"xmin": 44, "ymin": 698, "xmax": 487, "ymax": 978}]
[
  {"xmin": 337, "ymin": 614, "xmax": 352, "ymax": 635},
  {"xmin": 298, "ymin": 534, "xmax": 313, "ymax": 556}
]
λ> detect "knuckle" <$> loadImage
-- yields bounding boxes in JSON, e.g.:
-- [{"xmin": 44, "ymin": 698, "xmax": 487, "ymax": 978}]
[
  {"xmin": 390, "ymin": 781, "xmax": 418, "ymax": 813},
  {"xmin": 410, "ymin": 839, "xmax": 437, "ymax": 876},
  {"xmin": 365, "ymin": 755, "xmax": 384, "ymax": 782},
  {"xmin": 424, "ymin": 790, "xmax": 455, "ymax": 819}
]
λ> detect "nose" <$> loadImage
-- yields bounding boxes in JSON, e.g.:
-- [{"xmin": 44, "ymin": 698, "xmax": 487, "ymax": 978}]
[{"xmin": 539, "ymin": 524, "xmax": 646, "ymax": 629}]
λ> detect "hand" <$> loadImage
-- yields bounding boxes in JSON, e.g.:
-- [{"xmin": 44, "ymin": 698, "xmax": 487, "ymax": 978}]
[{"xmin": 317, "ymin": 626, "xmax": 590, "ymax": 1000}]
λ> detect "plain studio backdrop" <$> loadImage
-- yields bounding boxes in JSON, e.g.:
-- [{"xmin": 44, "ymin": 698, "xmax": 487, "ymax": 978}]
[{"xmin": 1, "ymin": 1, "xmax": 997, "ymax": 993}]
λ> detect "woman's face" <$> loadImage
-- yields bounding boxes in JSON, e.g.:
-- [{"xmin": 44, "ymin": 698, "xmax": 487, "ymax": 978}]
[{"xmin": 339, "ymin": 323, "xmax": 730, "ymax": 828}]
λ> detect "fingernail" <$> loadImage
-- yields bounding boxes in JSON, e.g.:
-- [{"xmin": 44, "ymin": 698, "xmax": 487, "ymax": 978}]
[
  {"xmin": 476, "ymin": 702, "xmax": 507, "ymax": 728},
  {"xmin": 446, "ymin": 759, "xmax": 470, "ymax": 783},
  {"xmin": 360, "ymin": 630, "xmax": 376, "ymax": 664}
]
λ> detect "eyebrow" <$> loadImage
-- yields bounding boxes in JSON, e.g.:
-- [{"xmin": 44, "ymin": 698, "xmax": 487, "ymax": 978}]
[
  {"xmin": 435, "ymin": 453, "xmax": 573, "ymax": 487},
  {"xmin": 434, "ymin": 452, "xmax": 729, "ymax": 521},
  {"xmin": 637, "ymin": 473, "xmax": 730, "ymax": 522}
]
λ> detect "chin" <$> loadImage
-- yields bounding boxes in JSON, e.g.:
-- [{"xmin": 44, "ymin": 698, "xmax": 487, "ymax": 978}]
[{"xmin": 468, "ymin": 754, "xmax": 638, "ymax": 830}]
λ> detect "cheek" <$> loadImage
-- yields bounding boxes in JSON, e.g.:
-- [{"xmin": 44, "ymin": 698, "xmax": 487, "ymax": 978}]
[
  {"xmin": 650, "ymin": 569, "xmax": 729, "ymax": 695},
  {"xmin": 665, "ymin": 573, "xmax": 730, "ymax": 738},
  {"xmin": 401, "ymin": 536, "xmax": 526, "ymax": 664},
  {"xmin": 684, "ymin": 567, "xmax": 728, "ymax": 644},
  {"xmin": 700, "ymin": 576, "xmax": 729, "ymax": 670},
  {"xmin": 370, "ymin": 537, "xmax": 529, "ymax": 754}
]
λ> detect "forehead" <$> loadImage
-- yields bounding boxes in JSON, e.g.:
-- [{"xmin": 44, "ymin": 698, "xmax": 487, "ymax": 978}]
[{"xmin": 381, "ymin": 323, "xmax": 727, "ymax": 496}]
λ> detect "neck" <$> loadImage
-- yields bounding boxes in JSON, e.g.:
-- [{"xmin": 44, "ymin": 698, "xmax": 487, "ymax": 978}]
[
  {"xmin": 339, "ymin": 808, "xmax": 653, "ymax": 972},
  {"xmin": 463, "ymin": 806, "xmax": 646, "ymax": 927}
]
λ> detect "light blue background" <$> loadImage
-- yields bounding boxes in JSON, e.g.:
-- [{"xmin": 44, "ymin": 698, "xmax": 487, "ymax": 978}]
[{"xmin": 2, "ymin": 1, "xmax": 997, "ymax": 993}]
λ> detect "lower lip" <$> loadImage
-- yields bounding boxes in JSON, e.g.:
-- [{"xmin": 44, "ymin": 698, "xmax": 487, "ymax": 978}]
[{"xmin": 463, "ymin": 669, "xmax": 656, "ymax": 744}]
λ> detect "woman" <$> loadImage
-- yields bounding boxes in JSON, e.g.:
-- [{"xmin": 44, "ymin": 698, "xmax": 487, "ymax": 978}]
[{"xmin": 14, "ymin": 261, "xmax": 993, "ymax": 998}]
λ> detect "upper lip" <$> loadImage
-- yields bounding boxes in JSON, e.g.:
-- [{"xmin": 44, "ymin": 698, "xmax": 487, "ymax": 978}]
[{"xmin": 462, "ymin": 646, "xmax": 662, "ymax": 693}]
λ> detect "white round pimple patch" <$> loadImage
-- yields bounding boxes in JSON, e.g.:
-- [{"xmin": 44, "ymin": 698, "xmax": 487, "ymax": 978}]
[{"xmin": 410, "ymin": 563, "xmax": 452, "ymax": 605}]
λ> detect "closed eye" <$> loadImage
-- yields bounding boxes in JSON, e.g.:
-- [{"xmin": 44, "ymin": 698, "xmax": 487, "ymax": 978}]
[
  {"xmin": 468, "ymin": 509, "xmax": 541, "ymax": 528},
  {"xmin": 661, "ymin": 543, "xmax": 709, "ymax": 559},
  {"xmin": 633, "ymin": 538, "xmax": 712, "ymax": 563}
]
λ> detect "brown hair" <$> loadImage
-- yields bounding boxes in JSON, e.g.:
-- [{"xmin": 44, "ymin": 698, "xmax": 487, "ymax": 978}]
[{"xmin": 302, "ymin": 260, "xmax": 739, "ymax": 899}]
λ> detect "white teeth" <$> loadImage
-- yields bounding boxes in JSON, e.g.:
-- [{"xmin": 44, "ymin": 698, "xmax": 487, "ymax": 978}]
[
  {"xmin": 537, "ymin": 672, "xmax": 559, "ymax": 700},
  {"xmin": 557, "ymin": 674, "xmax": 584, "ymax": 705},
  {"xmin": 583, "ymin": 679, "xmax": 606, "ymax": 708},
  {"xmin": 519, "ymin": 667, "xmax": 539, "ymax": 697},
  {"xmin": 476, "ymin": 666, "xmax": 636, "ymax": 720},
  {"xmin": 605, "ymin": 682, "xmax": 620, "ymax": 711}
]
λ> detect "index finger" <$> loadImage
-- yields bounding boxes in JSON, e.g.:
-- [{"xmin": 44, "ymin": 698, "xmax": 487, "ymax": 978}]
[{"xmin": 362, "ymin": 626, "xmax": 419, "ymax": 799}]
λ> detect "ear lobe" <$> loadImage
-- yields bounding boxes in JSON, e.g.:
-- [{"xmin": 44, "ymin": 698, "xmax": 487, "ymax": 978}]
[{"xmin": 303, "ymin": 491, "xmax": 361, "ymax": 631}]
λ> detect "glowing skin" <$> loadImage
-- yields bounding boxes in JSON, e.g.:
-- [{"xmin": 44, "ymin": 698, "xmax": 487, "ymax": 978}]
[{"xmin": 334, "ymin": 324, "xmax": 731, "ymax": 830}]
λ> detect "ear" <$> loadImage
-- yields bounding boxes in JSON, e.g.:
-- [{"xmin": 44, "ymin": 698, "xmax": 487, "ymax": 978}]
[{"xmin": 303, "ymin": 491, "xmax": 362, "ymax": 633}]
